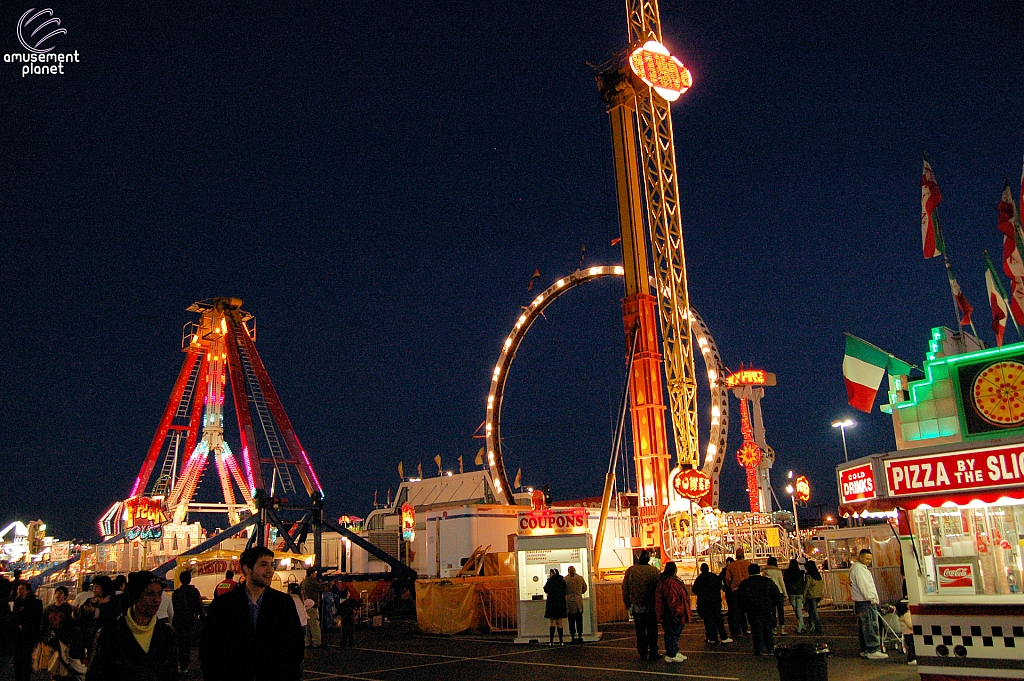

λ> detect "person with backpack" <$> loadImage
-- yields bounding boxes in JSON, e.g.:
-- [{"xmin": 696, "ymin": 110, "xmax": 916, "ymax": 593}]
[{"xmin": 654, "ymin": 562, "xmax": 690, "ymax": 663}]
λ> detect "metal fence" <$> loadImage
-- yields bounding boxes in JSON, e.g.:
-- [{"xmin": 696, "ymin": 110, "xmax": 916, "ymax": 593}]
[
  {"xmin": 823, "ymin": 565, "xmax": 904, "ymax": 609},
  {"xmin": 477, "ymin": 583, "xmax": 518, "ymax": 632}
]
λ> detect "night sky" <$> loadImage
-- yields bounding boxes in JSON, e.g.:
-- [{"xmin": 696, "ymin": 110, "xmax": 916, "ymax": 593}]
[{"xmin": 2, "ymin": 1, "xmax": 1023, "ymax": 540}]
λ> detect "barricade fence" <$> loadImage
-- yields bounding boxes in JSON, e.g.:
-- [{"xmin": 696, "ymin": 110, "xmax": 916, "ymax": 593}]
[{"xmin": 822, "ymin": 565, "xmax": 904, "ymax": 609}]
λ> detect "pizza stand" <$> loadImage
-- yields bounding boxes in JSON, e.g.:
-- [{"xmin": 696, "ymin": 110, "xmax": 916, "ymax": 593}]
[
  {"xmin": 513, "ymin": 506, "xmax": 600, "ymax": 644},
  {"xmin": 837, "ymin": 328, "xmax": 1024, "ymax": 680}
]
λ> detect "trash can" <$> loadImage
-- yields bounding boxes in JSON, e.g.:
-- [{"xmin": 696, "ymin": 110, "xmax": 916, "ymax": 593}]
[{"xmin": 773, "ymin": 643, "xmax": 830, "ymax": 681}]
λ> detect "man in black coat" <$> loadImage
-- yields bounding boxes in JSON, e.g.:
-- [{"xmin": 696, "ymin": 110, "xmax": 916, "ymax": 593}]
[
  {"xmin": 735, "ymin": 563, "xmax": 784, "ymax": 656},
  {"xmin": 200, "ymin": 546, "xmax": 304, "ymax": 681},
  {"xmin": 12, "ymin": 582, "xmax": 43, "ymax": 681}
]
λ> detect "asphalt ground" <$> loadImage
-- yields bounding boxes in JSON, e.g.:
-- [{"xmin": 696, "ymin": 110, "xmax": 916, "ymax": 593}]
[{"xmin": 291, "ymin": 607, "xmax": 920, "ymax": 681}]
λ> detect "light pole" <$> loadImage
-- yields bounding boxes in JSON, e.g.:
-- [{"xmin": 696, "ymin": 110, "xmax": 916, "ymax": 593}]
[{"xmin": 831, "ymin": 419, "xmax": 854, "ymax": 463}]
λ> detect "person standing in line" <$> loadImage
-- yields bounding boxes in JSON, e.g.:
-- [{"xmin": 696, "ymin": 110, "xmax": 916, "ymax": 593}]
[
  {"xmin": 692, "ymin": 563, "xmax": 732, "ymax": 645},
  {"xmin": 155, "ymin": 580, "xmax": 173, "ymax": 626},
  {"xmin": 802, "ymin": 560, "xmax": 824, "ymax": 634},
  {"xmin": 336, "ymin": 589, "xmax": 360, "ymax": 648},
  {"xmin": 171, "ymin": 570, "xmax": 204, "ymax": 674},
  {"xmin": 719, "ymin": 558, "xmax": 739, "ymax": 639},
  {"xmin": 654, "ymin": 562, "xmax": 690, "ymax": 663},
  {"xmin": 12, "ymin": 582, "xmax": 43, "ymax": 681},
  {"xmin": 542, "ymin": 569, "xmax": 567, "ymax": 646},
  {"xmin": 724, "ymin": 549, "xmax": 752, "ymax": 637},
  {"xmin": 85, "ymin": 572, "xmax": 177, "ymax": 681},
  {"xmin": 735, "ymin": 564, "xmax": 783, "ymax": 657},
  {"xmin": 762, "ymin": 557, "xmax": 787, "ymax": 635},
  {"xmin": 783, "ymin": 559, "xmax": 807, "ymax": 634},
  {"xmin": 563, "ymin": 566, "xmax": 587, "ymax": 643},
  {"xmin": 300, "ymin": 571, "xmax": 322, "ymax": 648},
  {"xmin": 622, "ymin": 550, "xmax": 661, "ymax": 662},
  {"xmin": 200, "ymin": 547, "xmax": 304, "ymax": 681},
  {"xmin": 850, "ymin": 549, "xmax": 888, "ymax": 660},
  {"xmin": 0, "ymin": 579, "xmax": 16, "ymax": 681},
  {"xmin": 213, "ymin": 570, "xmax": 236, "ymax": 599}
]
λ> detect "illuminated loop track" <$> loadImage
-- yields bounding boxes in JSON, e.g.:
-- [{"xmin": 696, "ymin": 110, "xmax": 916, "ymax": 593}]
[{"xmin": 484, "ymin": 266, "xmax": 729, "ymax": 507}]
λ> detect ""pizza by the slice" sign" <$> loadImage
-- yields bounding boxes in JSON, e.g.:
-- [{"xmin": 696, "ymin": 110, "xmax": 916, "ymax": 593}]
[{"xmin": 884, "ymin": 445, "xmax": 1024, "ymax": 497}]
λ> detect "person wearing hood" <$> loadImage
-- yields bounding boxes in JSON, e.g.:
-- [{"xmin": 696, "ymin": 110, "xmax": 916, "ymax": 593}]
[{"xmin": 654, "ymin": 562, "xmax": 690, "ymax": 663}]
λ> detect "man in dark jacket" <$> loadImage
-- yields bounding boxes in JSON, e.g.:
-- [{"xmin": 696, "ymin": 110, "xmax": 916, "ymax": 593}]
[
  {"xmin": 691, "ymin": 563, "xmax": 732, "ymax": 644},
  {"xmin": 622, "ymin": 550, "xmax": 661, "ymax": 662},
  {"xmin": 85, "ymin": 571, "xmax": 177, "ymax": 681},
  {"xmin": 735, "ymin": 563, "xmax": 784, "ymax": 656},
  {"xmin": 200, "ymin": 547, "xmax": 304, "ymax": 681},
  {"xmin": 12, "ymin": 582, "xmax": 43, "ymax": 681},
  {"xmin": 170, "ymin": 570, "xmax": 204, "ymax": 673}
]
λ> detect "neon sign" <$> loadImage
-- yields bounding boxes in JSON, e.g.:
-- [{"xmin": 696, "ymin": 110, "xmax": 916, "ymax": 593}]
[
  {"xmin": 401, "ymin": 503, "xmax": 415, "ymax": 542},
  {"xmin": 124, "ymin": 496, "xmax": 168, "ymax": 531},
  {"xmin": 628, "ymin": 40, "xmax": 691, "ymax": 102},
  {"xmin": 794, "ymin": 475, "xmax": 810, "ymax": 503},
  {"xmin": 726, "ymin": 369, "xmax": 768, "ymax": 388},
  {"xmin": 517, "ymin": 508, "xmax": 588, "ymax": 536},
  {"xmin": 672, "ymin": 468, "xmax": 711, "ymax": 500}
]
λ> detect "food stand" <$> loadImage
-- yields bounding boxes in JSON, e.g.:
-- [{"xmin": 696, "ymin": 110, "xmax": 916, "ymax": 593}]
[
  {"xmin": 837, "ymin": 328, "xmax": 1024, "ymax": 679},
  {"xmin": 513, "ymin": 507, "xmax": 599, "ymax": 644}
]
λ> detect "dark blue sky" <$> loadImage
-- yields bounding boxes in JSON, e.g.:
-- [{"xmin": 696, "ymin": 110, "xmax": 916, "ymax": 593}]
[{"xmin": 2, "ymin": 1, "xmax": 1023, "ymax": 539}]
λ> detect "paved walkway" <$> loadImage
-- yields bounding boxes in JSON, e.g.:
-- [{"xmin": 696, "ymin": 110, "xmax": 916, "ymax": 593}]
[{"xmin": 297, "ymin": 607, "xmax": 919, "ymax": 681}]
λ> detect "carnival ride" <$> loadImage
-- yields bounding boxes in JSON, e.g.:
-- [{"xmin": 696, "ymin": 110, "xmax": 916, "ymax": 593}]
[{"xmin": 728, "ymin": 367, "xmax": 777, "ymax": 513}]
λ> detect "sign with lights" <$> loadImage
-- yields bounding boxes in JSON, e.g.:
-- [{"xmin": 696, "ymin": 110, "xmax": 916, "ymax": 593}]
[
  {"xmin": 883, "ymin": 445, "xmax": 1024, "ymax": 498},
  {"xmin": 517, "ymin": 508, "xmax": 588, "ymax": 536},
  {"xmin": 672, "ymin": 467, "xmax": 711, "ymax": 500},
  {"xmin": 838, "ymin": 463, "xmax": 877, "ymax": 504},
  {"xmin": 794, "ymin": 475, "xmax": 810, "ymax": 502},
  {"xmin": 736, "ymin": 441, "xmax": 763, "ymax": 468},
  {"xmin": 123, "ymin": 497, "xmax": 168, "ymax": 536},
  {"xmin": 401, "ymin": 503, "xmax": 415, "ymax": 542},
  {"xmin": 628, "ymin": 40, "xmax": 692, "ymax": 102},
  {"xmin": 725, "ymin": 368, "xmax": 776, "ymax": 388}
]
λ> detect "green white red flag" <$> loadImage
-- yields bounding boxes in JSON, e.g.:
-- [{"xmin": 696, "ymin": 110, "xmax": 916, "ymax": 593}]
[
  {"xmin": 843, "ymin": 334, "xmax": 914, "ymax": 413},
  {"xmin": 946, "ymin": 268, "xmax": 973, "ymax": 327},
  {"xmin": 921, "ymin": 157, "xmax": 944, "ymax": 259},
  {"xmin": 985, "ymin": 251, "xmax": 1009, "ymax": 347}
]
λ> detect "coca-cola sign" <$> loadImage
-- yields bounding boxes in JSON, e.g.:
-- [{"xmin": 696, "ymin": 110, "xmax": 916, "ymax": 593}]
[
  {"xmin": 937, "ymin": 562, "xmax": 976, "ymax": 594},
  {"xmin": 839, "ymin": 463, "xmax": 877, "ymax": 504}
]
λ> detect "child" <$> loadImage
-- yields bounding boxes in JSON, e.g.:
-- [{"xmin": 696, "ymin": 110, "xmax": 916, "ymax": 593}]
[
  {"xmin": 896, "ymin": 600, "xmax": 916, "ymax": 665},
  {"xmin": 337, "ymin": 589, "xmax": 361, "ymax": 648}
]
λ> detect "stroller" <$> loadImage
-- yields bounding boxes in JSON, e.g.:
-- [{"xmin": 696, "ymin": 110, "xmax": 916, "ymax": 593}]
[{"xmin": 877, "ymin": 604, "xmax": 905, "ymax": 654}]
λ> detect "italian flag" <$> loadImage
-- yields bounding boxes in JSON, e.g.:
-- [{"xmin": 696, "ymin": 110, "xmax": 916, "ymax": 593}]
[
  {"xmin": 921, "ymin": 157, "xmax": 944, "ymax": 259},
  {"xmin": 986, "ymin": 253, "xmax": 1009, "ymax": 347},
  {"xmin": 997, "ymin": 180, "xmax": 1024, "ymax": 325},
  {"xmin": 843, "ymin": 334, "xmax": 914, "ymax": 413}
]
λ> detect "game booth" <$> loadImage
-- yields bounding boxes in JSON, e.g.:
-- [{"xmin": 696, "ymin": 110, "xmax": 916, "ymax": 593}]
[{"xmin": 838, "ymin": 328, "xmax": 1024, "ymax": 680}]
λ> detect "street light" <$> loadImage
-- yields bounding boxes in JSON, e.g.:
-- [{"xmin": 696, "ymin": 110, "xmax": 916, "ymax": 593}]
[{"xmin": 831, "ymin": 419, "xmax": 855, "ymax": 462}]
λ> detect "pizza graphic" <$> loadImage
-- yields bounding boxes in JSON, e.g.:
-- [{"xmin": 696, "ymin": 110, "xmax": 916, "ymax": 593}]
[{"xmin": 972, "ymin": 360, "xmax": 1024, "ymax": 426}]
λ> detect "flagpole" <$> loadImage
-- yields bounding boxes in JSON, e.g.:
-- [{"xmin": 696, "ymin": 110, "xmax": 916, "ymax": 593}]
[
  {"xmin": 985, "ymin": 249, "xmax": 1023, "ymax": 342},
  {"xmin": 936, "ymin": 211, "xmax": 980, "ymax": 342}
]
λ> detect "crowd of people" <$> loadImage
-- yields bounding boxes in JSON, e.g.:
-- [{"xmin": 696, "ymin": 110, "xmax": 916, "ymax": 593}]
[
  {"xmin": 0, "ymin": 549, "xmax": 372, "ymax": 681},
  {"xmin": 616, "ymin": 547, "xmax": 900, "ymax": 665}
]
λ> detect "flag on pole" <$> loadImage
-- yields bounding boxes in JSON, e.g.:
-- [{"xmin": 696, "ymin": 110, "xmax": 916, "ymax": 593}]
[
  {"xmin": 985, "ymin": 251, "xmax": 1009, "ymax": 347},
  {"xmin": 458, "ymin": 455, "xmax": 464, "ymax": 474},
  {"xmin": 514, "ymin": 468, "xmax": 522, "ymax": 488},
  {"xmin": 417, "ymin": 462, "xmax": 423, "ymax": 479},
  {"xmin": 434, "ymin": 453, "xmax": 442, "ymax": 475},
  {"xmin": 527, "ymin": 268, "xmax": 541, "ymax": 291},
  {"xmin": 947, "ymin": 268, "xmax": 973, "ymax": 326},
  {"xmin": 843, "ymin": 334, "xmax": 915, "ymax": 412},
  {"xmin": 997, "ymin": 180, "xmax": 1024, "ymax": 324},
  {"xmin": 921, "ymin": 156, "xmax": 944, "ymax": 259},
  {"xmin": 475, "ymin": 447, "xmax": 484, "ymax": 466},
  {"xmin": 398, "ymin": 461, "xmax": 404, "ymax": 479}
]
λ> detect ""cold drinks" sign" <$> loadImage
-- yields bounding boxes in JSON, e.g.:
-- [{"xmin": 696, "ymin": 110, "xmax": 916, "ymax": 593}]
[{"xmin": 839, "ymin": 463, "xmax": 877, "ymax": 504}]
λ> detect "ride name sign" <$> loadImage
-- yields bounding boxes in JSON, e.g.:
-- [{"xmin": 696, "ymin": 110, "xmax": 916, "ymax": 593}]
[
  {"xmin": 884, "ymin": 444, "xmax": 1024, "ymax": 498},
  {"xmin": 517, "ymin": 508, "xmax": 588, "ymax": 536}
]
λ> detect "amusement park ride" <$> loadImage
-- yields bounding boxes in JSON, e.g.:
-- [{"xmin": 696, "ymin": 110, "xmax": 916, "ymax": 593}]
[{"xmin": 484, "ymin": 0, "xmax": 779, "ymax": 562}]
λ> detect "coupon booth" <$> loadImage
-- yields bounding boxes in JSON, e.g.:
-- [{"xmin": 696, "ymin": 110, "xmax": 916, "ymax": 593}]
[
  {"xmin": 838, "ymin": 328, "xmax": 1024, "ymax": 680},
  {"xmin": 513, "ymin": 506, "xmax": 600, "ymax": 644}
]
